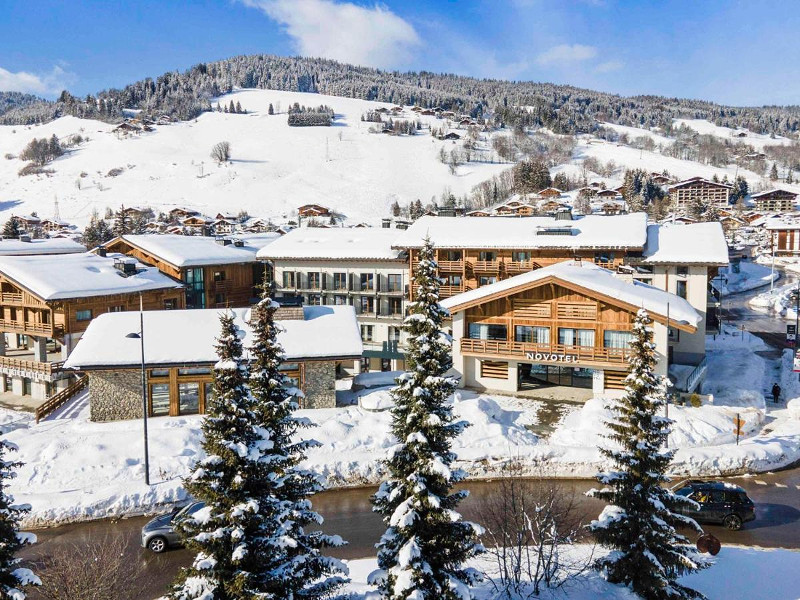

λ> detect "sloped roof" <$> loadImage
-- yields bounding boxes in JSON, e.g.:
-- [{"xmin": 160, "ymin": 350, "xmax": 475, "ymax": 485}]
[
  {"xmin": 115, "ymin": 233, "xmax": 280, "ymax": 267},
  {"xmin": 258, "ymin": 227, "xmax": 406, "ymax": 261},
  {"xmin": 642, "ymin": 222, "xmax": 729, "ymax": 266}
]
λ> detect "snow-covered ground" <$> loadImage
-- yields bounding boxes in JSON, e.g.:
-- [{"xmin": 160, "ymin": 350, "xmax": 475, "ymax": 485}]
[
  {"xmin": 750, "ymin": 280, "xmax": 800, "ymax": 320},
  {"xmin": 7, "ymin": 325, "xmax": 800, "ymax": 527},
  {"xmin": 0, "ymin": 89, "xmax": 509, "ymax": 228},
  {"xmin": 713, "ymin": 261, "xmax": 778, "ymax": 296},
  {"xmin": 673, "ymin": 118, "xmax": 792, "ymax": 150},
  {"xmin": 343, "ymin": 545, "xmax": 800, "ymax": 600}
]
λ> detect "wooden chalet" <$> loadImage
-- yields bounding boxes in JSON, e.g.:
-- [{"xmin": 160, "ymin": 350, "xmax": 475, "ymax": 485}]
[
  {"xmin": 750, "ymin": 189, "xmax": 798, "ymax": 213},
  {"xmin": 538, "ymin": 187, "xmax": 563, "ymax": 198},
  {"xmin": 668, "ymin": 177, "xmax": 732, "ymax": 209},
  {"xmin": 298, "ymin": 204, "xmax": 331, "ymax": 218}
]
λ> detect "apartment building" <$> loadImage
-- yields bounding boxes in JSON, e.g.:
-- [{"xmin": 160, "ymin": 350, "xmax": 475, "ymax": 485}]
[
  {"xmin": 750, "ymin": 189, "xmax": 798, "ymax": 214},
  {"xmin": 668, "ymin": 177, "xmax": 733, "ymax": 210},
  {"xmin": 0, "ymin": 252, "xmax": 184, "ymax": 401},
  {"xmin": 103, "ymin": 233, "xmax": 280, "ymax": 309},
  {"xmin": 257, "ymin": 228, "xmax": 409, "ymax": 372}
]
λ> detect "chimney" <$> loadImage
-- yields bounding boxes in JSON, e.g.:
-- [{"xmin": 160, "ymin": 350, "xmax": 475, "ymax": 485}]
[
  {"xmin": 555, "ymin": 208, "xmax": 573, "ymax": 221},
  {"xmin": 113, "ymin": 257, "xmax": 138, "ymax": 276},
  {"xmin": 274, "ymin": 296, "xmax": 305, "ymax": 320},
  {"xmin": 215, "ymin": 237, "xmax": 232, "ymax": 246}
]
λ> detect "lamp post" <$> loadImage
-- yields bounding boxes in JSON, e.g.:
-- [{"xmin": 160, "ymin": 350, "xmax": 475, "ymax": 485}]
[{"xmin": 125, "ymin": 292, "xmax": 150, "ymax": 486}]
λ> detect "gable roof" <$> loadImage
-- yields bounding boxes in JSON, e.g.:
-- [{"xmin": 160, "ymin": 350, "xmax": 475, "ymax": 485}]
[
  {"xmin": 668, "ymin": 177, "xmax": 733, "ymax": 191},
  {"xmin": 63, "ymin": 305, "xmax": 363, "ymax": 369},
  {"xmin": 440, "ymin": 261, "xmax": 700, "ymax": 331},
  {"xmin": 112, "ymin": 233, "xmax": 280, "ymax": 268}
]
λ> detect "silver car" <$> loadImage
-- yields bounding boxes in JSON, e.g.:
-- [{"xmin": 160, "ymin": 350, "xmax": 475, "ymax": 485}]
[{"xmin": 141, "ymin": 501, "xmax": 205, "ymax": 553}]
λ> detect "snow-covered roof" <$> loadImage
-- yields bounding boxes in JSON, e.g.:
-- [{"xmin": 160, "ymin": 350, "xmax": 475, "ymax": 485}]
[
  {"xmin": 0, "ymin": 252, "xmax": 183, "ymax": 301},
  {"xmin": 64, "ymin": 305, "xmax": 363, "ymax": 369},
  {"xmin": 668, "ymin": 177, "xmax": 733, "ymax": 191},
  {"xmin": 751, "ymin": 189, "xmax": 798, "ymax": 199},
  {"xmin": 0, "ymin": 237, "xmax": 85, "ymax": 256},
  {"xmin": 258, "ymin": 227, "xmax": 406, "ymax": 261},
  {"xmin": 642, "ymin": 223, "xmax": 729, "ymax": 266},
  {"xmin": 440, "ymin": 261, "xmax": 700, "ymax": 328},
  {"xmin": 392, "ymin": 213, "xmax": 649, "ymax": 250},
  {"xmin": 764, "ymin": 217, "xmax": 800, "ymax": 231},
  {"xmin": 117, "ymin": 234, "xmax": 280, "ymax": 267}
]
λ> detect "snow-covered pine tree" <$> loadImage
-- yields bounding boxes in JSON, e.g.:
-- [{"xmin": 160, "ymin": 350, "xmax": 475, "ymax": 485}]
[
  {"xmin": 112, "ymin": 206, "xmax": 130, "ymax": 237},
  {"xmin": 370, "ymin": 237, "xmax": 483, "ymax": 600},
  {"xmin": 0, "ymin": 438, "xmax": 40, "ymax": 598},
  {"xmin": 167, "ymin": 311, "xmax": 274, "ymax": 599},
  {"xmin": 588, "ymin": 309, "xmax": 709, "ymax": 600},
  {"xmin": 2, "ymin": 218, "xmax": 20, "ymax": 240},
  {"xmin": 242, "ymin": 295, "xmax": 348, "ymax": 597}
]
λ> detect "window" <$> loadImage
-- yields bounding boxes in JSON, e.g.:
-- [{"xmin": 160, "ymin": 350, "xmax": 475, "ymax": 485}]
[
  {"xmin": 150, "ymin": 383, "xmax": 170, "ymax": 416},
  {"xmin": 2, "ymin": 377, "xmax": 11, "ymax": 393},
  {"xmin": 445, "ymin": 274, "xmax": 462, "ymax": 286},
  {"xmin": 676, "ymin": 280, "xmax": 687, "ymax": 299},
  {"xmin": 279, "ymin": 363, "xmax": 301, "ymax": 388},
  {"xmin": 204, "ymin": 382, "xmax": 215, "ymax": 408},
  {"xmin": 668, "ymin": 327, "xmax": 680, "ymax": 342},
  {"xmin": 381, "ymin": 359, "xmax": 392, "ymax": 372},
  {"xmin": 213, "ymin": 270, "xmax": 226, "ymax": 282},
  {"xmin": 360, "ymin": 296, "xmax": 375, "ymax": 314},
  {"xmin": 109, "ymin": 305, "xmax": 124, "ymax": 313},
  {"xmin": 558, "ymin": 328, "xmax": 595, "ymax": 347},
  {"xmin": 389, "ymin": 326, "xmax": 401, "ymax": 342},
  {"xmin": 479, "ymin": 276, "xmax": 497, "ymax": 286},
  {"xmin": 333, "ymin": 272, "xmax": 347, "ymax": 290},
  {"xmin": 387, "ymin": 274, "xmax": 402, "ymax": 292},
  {"xmin": 334, "ymin": 295, "xmax": 347, "ymax": 305},
  {"xmin": 478, "ymin": 251, "xmax": 496, "ymax": 261},
  {"xmin": 185, "ymin": 267, "xmax": 206, "ymax": 309},
  {"xmin": 163, "ymin": 299, "xmax": 177, "ymax": 310},
  {"xmin": 444, "ymin": 250, "xmax": 462, "ymax": 261},
  {"xmin": 308, "ymin": 272, "xmax": 321, "ymax": 290},
  {"xmin": 22, "ymin": 378, "xmax": 31, "ymax": 396},
  {"xmin": 604, "ymin": 330, "xmax": 633, "ymax": 349},
  {"xmin": 179, "ymin": 383, "xmax": 200, "ymax": 415},
  {"xmin": 76, "ymin": 309, "xmax": 92, "ymax": 321},
  {"xmin": 283, "ymin": 271, "xmax": 296, "ymax": 289},
  {"xmin": 178, "ymin": 367, "xmax": 211, "ymax": 375},
  {"xmin": 308, "ymin": 294, "xmax": 322, "ymax": 306},
  {"xmin": 214, "ymin": 293, "xmax": 226, "ymax": 305},
  {"xmin": 149, "ymin": 368, "xmax": 169, "ymax": 378},
  {"xmin": 677, "ymin": 266, "xmax": 689, "ymax": 277},
  {"xmin": 389, "ymin": 297, "xmax": 403, "ymax": 315},
  {"xmin": 361, "ymin": 325, "xmax": 374, "ymax": 341},
  {"xmin": 360, "ymin": 273, "xmax": 374, "ymax": 291},
  {"xmin": 469, "ymin": 323, "xmax": 507, "ymax": 340},
  {"xmin": 16, "ymin": 334, "xmax": 27, "ymax": 347},
  {"xmin": 511, "ymin": 251, "xmax": 530, "ymax": 262},
  {"xmin": 515, "ymin": 326, "xmax": 550, "ymax": 344},
  {"xmin": 594, "ymin": 252, "xmax": 615, "ymax": 265}
]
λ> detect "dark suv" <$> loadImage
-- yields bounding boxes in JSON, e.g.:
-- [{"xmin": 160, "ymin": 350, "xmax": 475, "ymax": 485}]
[{"xmin": 672, "ymin": 480, "xmax": 755, "ymax": 531}]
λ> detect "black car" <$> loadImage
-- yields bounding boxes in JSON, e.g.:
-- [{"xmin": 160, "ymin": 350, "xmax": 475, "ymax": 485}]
[{"xmin": 672, "ymin": 480, "xmax": 755, "ymax": 531}]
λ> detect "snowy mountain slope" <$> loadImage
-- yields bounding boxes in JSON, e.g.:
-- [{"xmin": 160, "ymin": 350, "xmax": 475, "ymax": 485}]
[
  {"xmin": 0, "ymin": 89, "xmax": 508, "ymax": 227},
  {"xmin": 674, "ymin": 118, "xmax": 791, "ymax": 149}
]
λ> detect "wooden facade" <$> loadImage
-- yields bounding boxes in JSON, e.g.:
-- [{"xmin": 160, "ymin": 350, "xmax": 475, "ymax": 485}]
[
  {"xmin": 770, "ymin": 227, "xmax": 800, "ymax": 255},
  {"xmin": 104, "ymin": 238, "xmax": 267, "ymax": 309},
  {"xmin": 669, "ymin": 178, "xmax": 732, "ymax": 209},
  {"xmin": 751, "ymin": 189, "xmax": 798, "ymax": 213}
]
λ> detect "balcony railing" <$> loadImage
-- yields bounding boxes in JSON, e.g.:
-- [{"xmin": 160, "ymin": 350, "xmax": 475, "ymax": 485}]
[
  {"xmin": 0, "ymin": 292, "xmax": 23, "ymax": 304},
  {"xmin": 469, "ymin": 260, "xmax": 501, "ymax": 273},
  {"xmin": 460, "ymin": 338, "xmax": 629, "ymax": 366},
  {"xmin": 504, "ymin": 260, "xmax": 540, "ymax": 274},
  {"xmin": 437, "ymin": 260, "xmax": 464, "ymax": 272},
  {"xmin": 0, "ymin": 355, "xmax": 65, "ymax": 376},
  {"xmin": 0, "ymin": 319, "xmax": 54, "ymax": 336}
]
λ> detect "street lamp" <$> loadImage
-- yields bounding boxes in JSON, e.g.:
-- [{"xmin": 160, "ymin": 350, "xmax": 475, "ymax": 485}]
[{"xmin": 125, "ymin": 293, "xmax": 150, "ymax": 486}]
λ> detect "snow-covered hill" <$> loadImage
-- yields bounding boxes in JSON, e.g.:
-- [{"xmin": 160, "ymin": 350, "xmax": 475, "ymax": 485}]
[{"xmin": 0, "ymin": 89, "xmax": 508, "ymax": 227}]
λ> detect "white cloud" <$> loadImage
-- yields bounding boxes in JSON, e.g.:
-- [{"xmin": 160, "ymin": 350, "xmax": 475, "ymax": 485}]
[
  {"xmin": 595, "ymin": 59, "xmax": 623, "ymax": 73},
  {"xmin": 536, "ymin": 44, "xmax": 597, "ymax": 65},
  {"xmin": 239, "ymin": 0, "xmax": 421, "ymax": 69},
  {"xmin": 0, "ymin": 65, "xmax": 75, "ymax": 97}
]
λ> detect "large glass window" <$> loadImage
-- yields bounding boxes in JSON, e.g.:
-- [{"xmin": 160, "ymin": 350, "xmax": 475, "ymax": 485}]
[
  {"xmin": 558, "ymin": 328, "xmax": 595, "ymax": 347},
  {"xmin": 515, "ymin": 326, "xmax": 550, "ymax": 344},
  {"xmin": 179, "ymin": 382, "xmax": 200, "ymax": 415},
  {"xmin": 283, "ymin": 271, "xmax": 295, "ymax": 289},
  {"xmin": 204, "ymin": 382, "xmax": 214, "ymax": 408},
  {"xmin": 389, "ymin": 297, "xmax": 403, "ymax": 315},
  {"xmin": 360, "ymin": 296, "xmax": 375, "ymax": 314},
  {"xmin": 360, "ymin": 273, "xmax": 374, "ymax": 291},
  {"xmin": 469, "ymin": 323, "xmax": 507, "ymax": 340},
  {"xmin": 604, "ymin": 330, "xmax": 633, "ymax": 349},
  {"xmin": 511, "ymin": 251, "xmax": 530, "ymax": 262},
  {"xmin": 478, "ymin": 251, "xmax": 496, "ymax": 261},
  {"xmin": 150, "ymin": 383, "xmax": 170, "ymax": 416},
  {"xmin": 361, "ymin": 325, "xmax": 374, "ymax": 341},
  {"xmin": 76, "ymin": 309, "xmax": 92, "ymax": 321},
  {"xmin": 479, "ymin": 276, "xmax": 497, "ymax": 286},
  {"xmin": 185, "ymin": 267, "xmax": 205, "ymax": 309},
  {"xmin": 333, "ymin": 272, "xmax": 347, "ymax": 290},
  {"xmin": 308, "ymin": 272, "xmax": 321, "ymax": 289},
  {"xmin": 387, "ymin": 274, "xmax": 402, "ymax": 292},
  {"xmin": 444, "ymin": 250, "xmax": 462, "ymax": 261},
  {"xmin": 676, "ymin": 280, "xmax": 687, "ymax": 299}
]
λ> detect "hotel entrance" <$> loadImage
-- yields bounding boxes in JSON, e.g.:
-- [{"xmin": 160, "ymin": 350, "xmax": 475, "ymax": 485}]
[{"xmin": 518, "ymin": 363, "xmax": 594, "ymax": 391}]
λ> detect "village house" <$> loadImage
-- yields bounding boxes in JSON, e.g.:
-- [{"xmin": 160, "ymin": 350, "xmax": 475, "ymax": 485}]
[
  {"xmin": 668, "ymin": 177, "xmax": 733, "ymax": 210},
  {"xmin": 12, "ymin": 214, "xmax": 41, "ymax": 231},
  {"xmin": 64, "ymin": 305, "xmax": 363, "ymax": 420},
  {"xmin": 750, "ymin": 189, "xmax": 798, "ymax": 213},
  {"xmin": 39, "ymin": 219, "xmax": 74, "ymax": 234},
  {"xmin": 297, "ymin": 204, "xmax": 331, "ymax": 218},
  {"xmin": 765, "ymin": 217, "xmax": 800, "ymax": 256},
  {"xmin": 441, "ymin": 261, "xmax": 703, "ymax": 399},
  {"xmin": 538, "ymin": 187, "xmax": 563, "ymax": 199},
  {"xmin": 0, "ymin": 237, "xmax": 84, "ymax": 256},
  {"xmin": 258, "ymin": 227, "xmax": 409, "ymax": 372},
  {"xmin": 180, "ymin": 215, "xmax": 211, "ymax": 233},
  {"xmin": 103, "ymin": 233, "xmax": 280, "ymax": 309},
  {"xmin": 0, "ymin": 252, "xmax": 184, "ymax": 403}
]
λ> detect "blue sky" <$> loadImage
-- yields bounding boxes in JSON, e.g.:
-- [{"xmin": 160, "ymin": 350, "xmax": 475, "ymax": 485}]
[{"xmin": 0, "ymin": 0, "xmax": 796, "ymax": 106}]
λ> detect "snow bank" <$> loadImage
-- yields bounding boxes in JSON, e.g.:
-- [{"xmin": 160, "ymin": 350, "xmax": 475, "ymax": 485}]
[
  {"xmin": 750, "ymin": 280, "xmax": 800, "ymax": 320},
  {"xmin": 703, "ymin": 332, "xmax": 767, "ymax": 409},
  {"xmin": 714, "ymin": 261, "xmax": 778, "ymax": 296}
]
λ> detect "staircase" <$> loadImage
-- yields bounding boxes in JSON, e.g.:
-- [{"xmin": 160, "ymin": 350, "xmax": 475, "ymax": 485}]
[{"xmin": 35, "ymin": 374, "xmax": 89, "ymax": 423}]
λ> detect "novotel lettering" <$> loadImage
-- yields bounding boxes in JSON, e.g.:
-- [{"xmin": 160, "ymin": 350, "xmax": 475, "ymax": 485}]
[{"xmin": 525, "ymin": 352, "xmax": 579, "ymax": 363}]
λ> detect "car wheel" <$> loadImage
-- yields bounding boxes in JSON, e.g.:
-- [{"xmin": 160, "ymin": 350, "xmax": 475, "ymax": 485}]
[
  {"xmin": 147, "ymin": 536, "xmax": 168, "ymax": 553},
  {"xmin": 723, "ymin": 514, "xmax": 743, "ymax": 531}
]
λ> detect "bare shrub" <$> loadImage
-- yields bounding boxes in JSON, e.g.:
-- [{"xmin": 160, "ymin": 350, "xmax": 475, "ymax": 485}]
[
  {"xmin": 18, "ymin": 164, "xmax": 54, "ymax": 177},
  {"xmin": 34, "ymin": 535, "xmax": 145, "ymax": 600},
  {"xmin": 477, "ymin": 462, "xmax": 592, "ymax": 598},
  {"xmin": 106, "ymin": 167, "xmax": 124, "ymax": 177},
  {"xmin": 210, "ymin": 141, "xmax": 231, "ymax": 163}
]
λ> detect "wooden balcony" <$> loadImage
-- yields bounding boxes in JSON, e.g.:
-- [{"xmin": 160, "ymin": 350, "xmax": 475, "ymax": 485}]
[
  {"xmin": 469, "ymin": 260, "xmax": 501, "ymax": 273},
  {"xmin": 0, "ymin": 292, "xmax": 23, "ymax": 304},
  {"xmin": 437, "ymin": 260, "xmax": 464, "ymax": 272},
  {"xmin": 460, "ymin": 338, "xmax": 629, "ymax": 367},
  {"xmin": 504, "ymin": 260, "xmax": 540, "ymax": 274},
  {"xmin": 0, "ymin": 355, "xmax": 65, "ymax": 377},
  {"xmin": 0, "ymin": 319, "xmax": 54, "ymax": 336}
]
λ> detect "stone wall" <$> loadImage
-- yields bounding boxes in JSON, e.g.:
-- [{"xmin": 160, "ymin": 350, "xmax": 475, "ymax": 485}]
[
  {"xmin": 89, "ymin": 370, "xmax": 143, "ymax": 422},
  {"xmin": 303, "ymin": 361, "xmax": 336, "ymax": 409}
]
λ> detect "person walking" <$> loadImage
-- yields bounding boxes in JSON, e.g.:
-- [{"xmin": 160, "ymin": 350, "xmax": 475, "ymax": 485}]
[{"xmin": 772, "ymin": 382, "xmax": 782, "ymax": 404}]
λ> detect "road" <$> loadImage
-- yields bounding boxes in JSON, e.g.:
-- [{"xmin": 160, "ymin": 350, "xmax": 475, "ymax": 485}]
[{"xmin": 21, "ymin": 268, "xmax": 800, "ymax": 600}]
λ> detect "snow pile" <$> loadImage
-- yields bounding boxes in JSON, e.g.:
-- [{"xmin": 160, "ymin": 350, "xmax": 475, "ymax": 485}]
[
  {"xmin": 703, "ymin": 329, "xmax": 768, "ymax": 409},
  {"xmin": 713, "ymin": 261, "xmax": 778, "ymax": 296},
  {"xmin": 750, "ymin": 281, "xmax": 800, "ymax": 319}
]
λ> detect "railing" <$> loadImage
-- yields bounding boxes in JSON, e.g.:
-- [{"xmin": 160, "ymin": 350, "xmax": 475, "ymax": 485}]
[
  {"xmin": 0, "ymin": 356, "xmax": 64, "ymax": 376},
  {"xmin": 460, "ymin": 338, "xmax": 629, "ymax": 365},
  {"xmin": 437, "ymin": 260, "xmax": 464, "ymax": 272},
  {"xmin": 35, "ymin": 374, "xmax": 88, "ymax": 423},
  {"xmin": 469, "ymin": 260, "xmax": 501, "ymax": 273},
  {"xmin": 685, "ymin": 356, "xmax": 708, "ymax": 393},
  {"xmin": 0, "ymin": 319, "xmax": 54, "ymax": 335},
  {"xmin": 0, "ymin": 292, "xmax": 23, "ymax": 303},
  {"xmin": 504, "ymin": 260, "xmax": 540, "ymax": 274}
]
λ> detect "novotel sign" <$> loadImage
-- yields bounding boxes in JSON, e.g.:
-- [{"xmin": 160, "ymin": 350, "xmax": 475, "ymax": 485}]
[{"xmin": 525, "ymin": 352, "xmax": 579, "ymax": 363}]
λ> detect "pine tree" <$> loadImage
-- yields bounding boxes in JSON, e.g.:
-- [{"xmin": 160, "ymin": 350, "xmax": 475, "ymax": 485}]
[
  {"xmin": 770, "ymin": 162, "xmax": 779, "ymax": 181},
  {"xmin": 229, "ymin": 100, "xmax": 236, "ymax": 114},
  {"xmin": 112, "ymin": 206, "xmax": 130, "ymax": 236},
  {"xmin": 268, "ymin": 103, "xmax": 274, "ymax": 115},
  {"xmin": 235, "ymin": 101, "xmax": 243, "ymax": 114},
  {"xmin": 787, "ymin": 168, "xmax": 793, "ymax": 184},
  {"xmin": 0, "ymin": 438, "xmax": 40, "ymax": 598},
  {"xmin": 2, "ymin": 218, "xmax": 20, "ymax": 239},
  {"xmin": 370, "ymin": 237, "xmax": 483, "ymax": 600},
  {"xmin": 243, "ymin": 295, "xmax": 348, "ymax": 597},
  {"xmin": 588, "ymin": 309, "xmax": 709, "ymax": 600},
  {"xmin": 168, "ymin": 312, "xmax": 272, "ymax": 599}
]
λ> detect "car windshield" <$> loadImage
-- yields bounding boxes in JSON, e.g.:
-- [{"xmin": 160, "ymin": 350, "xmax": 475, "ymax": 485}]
[
  {"xmin": 174, "ymin": 502, "xmax": 205, "ymax": 520},
  {"xmin": 674, "ymin": 486, "xmax": 692, "ymax": 497}
]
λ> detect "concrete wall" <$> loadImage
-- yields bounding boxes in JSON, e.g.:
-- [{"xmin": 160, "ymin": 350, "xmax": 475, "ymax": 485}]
[
  {"xmin": 89, "ymin": 370, "xmax": 143, "ymax": 422},
  {"xmin": 303, "ymin": 361, "xmax": 336, "ymax": 409}
]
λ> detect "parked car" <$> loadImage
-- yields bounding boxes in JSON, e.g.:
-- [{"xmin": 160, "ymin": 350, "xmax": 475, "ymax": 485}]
[
  {"xmin": 141, "ymin": 501, "xmax": 205, "ymax": 553},
  {"xmin": 672, "ymin": 480, "xmax": 755, "ymax": 530}
]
